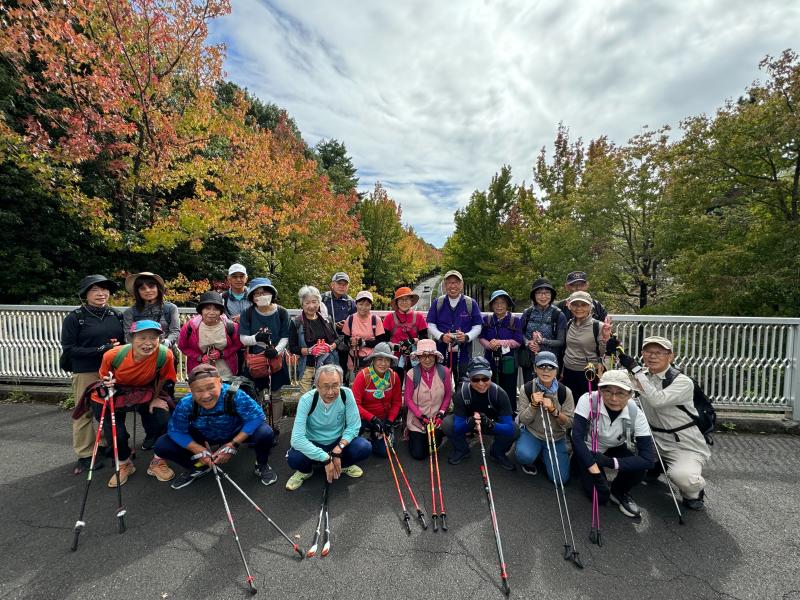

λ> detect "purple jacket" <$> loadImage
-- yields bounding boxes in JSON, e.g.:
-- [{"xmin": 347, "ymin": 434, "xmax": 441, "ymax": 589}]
[{"xmin": 479, "ymin": 313, "xmax": 524, "ymax": 362}]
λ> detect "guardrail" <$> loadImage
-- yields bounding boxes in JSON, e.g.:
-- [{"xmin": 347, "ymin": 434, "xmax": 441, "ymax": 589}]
[{"xmin": 1, "ymin": 305, "xmax": 798, "ymax": 417}]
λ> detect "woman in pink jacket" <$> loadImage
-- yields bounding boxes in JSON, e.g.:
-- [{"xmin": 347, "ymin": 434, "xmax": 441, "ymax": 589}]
[
  {"xmin": 178, "ymin": 291, "xmax": 242, "ymax": 380},
  {"xmin": 404, "ymin": 339, "xmax": 451, "ymax": 460}
]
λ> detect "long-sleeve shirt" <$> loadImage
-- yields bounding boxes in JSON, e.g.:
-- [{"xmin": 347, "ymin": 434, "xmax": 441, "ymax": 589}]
[
  {"xmin": 521, "ymin": 305, "xmax": 567, "ymax": 353},
  {"xmin": 168, "ymin": 383, "xmax": 265, "ymax": 448},
  {"xmin": 351, "ymin": 367, "xmax": 402, "ymax": 422},
  {"xmin": 60, "ymin": 305, "xmax": 125, "ymax": 373},
  {"xmin": 517, "ymin": 379, "xmax": 575, "ymax": 441},
  {"xmin": 123, "ymin": 302, "xmax": 181, "ymax": 347},
  {"xmin": 404, "ymin": 365, "xmax": 451, "ymax": 420},
  {"xmin": 426, "ymin": 294, "xmax": 483, "ymax": 364},
  {"xmin": 563, "ymin": 317, "xmax": 606, "ymax": 370},
  {"xmin": 478, "ymin": 313, "xmax": 524, "ymax": 363},
  {"xmin": 452, "ymin": 383, "xmax": 515, "ymax": 437},
  {"xmin": 290, "ymin": 386, "xmax": 361, "ymax": 462}
]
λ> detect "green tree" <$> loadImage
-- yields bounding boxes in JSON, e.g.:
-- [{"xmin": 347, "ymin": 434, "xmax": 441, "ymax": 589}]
[
  {"xmin": 358, "ymin": 183, "xmax": 405, "ymax": 292},
  {"xmin": 314, "ymin": 139, "xmax": 359, "ymax": 196}
]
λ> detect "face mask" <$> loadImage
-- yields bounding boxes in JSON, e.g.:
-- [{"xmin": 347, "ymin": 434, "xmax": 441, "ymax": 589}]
[{"xmin": 255, "ymin": 294, "xmax": 272, "ymax": 307}]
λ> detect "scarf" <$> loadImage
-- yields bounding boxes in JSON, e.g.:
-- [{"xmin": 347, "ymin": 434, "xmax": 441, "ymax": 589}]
[
  {"xmin": 535, "ymin": 378, "xmax": 559, "ymax": 395},
  {"xmin": 368, "ymin": 366, "xmax": 391, "ymax": 399}
]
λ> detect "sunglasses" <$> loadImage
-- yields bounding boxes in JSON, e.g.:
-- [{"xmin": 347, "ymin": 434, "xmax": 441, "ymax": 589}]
[
  {"xmin": 470, "ymin": 376, "xmax": 491, "ymax": 383},
  {"xmin": 536, "ymin": 364, "xmax": 557, "ymax": 371}
]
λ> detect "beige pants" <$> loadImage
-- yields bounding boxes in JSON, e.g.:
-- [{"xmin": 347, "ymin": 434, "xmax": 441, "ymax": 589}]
[
  {"xmin": 298, "ymin": 368, "xmax": 316, "ymax": 395},
  {"xmin": 658, "ymin": 445, "xmax": 707, "ymax": 500},
  {"xmin": 72, "ymin": 372, "xmax": 103, "ymax": 458},
  {"xmin": 261, "ymin": 388, "xmax": 284, "ymax": 422}
]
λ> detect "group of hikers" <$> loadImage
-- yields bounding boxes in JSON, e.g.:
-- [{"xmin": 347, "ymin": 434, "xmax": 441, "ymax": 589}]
[{"xmin": 61, "ymin": 265, "xmax": 711, "ymax": 524}]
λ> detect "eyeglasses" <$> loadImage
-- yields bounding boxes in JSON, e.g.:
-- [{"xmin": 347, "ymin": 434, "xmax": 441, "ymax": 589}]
[
  {"xmin": 642, "ymin": 349, "xmax": 670, "ymax": 357},
  {"xmin": 600, "ymin": 389, "xmax": 631, "ymax": 399},
  {"xmin": 535, "ymin": 365, "xmax": 557, "ymax": 371},
  {"xmin": 318, "ymin": 383, "xmax": 341, "ymax": 392},
  {"xmin": 470, "ymin": 376, "xmax": 490, "ymax": 383}
]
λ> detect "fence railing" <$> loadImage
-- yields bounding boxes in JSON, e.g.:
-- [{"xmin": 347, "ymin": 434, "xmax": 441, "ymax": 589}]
[{"xmin": 0, "ymin": 305, "xmax": 798, "ymax": 416}]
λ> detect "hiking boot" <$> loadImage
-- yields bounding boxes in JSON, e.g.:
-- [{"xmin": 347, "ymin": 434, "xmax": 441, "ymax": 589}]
[
  {"xmin": 107, "ymin": 460, "xmax": 136, "ymax": 488},
  {"xmin": 448, "ymin": 448, "xmax": 471, "ymax": 465},
  {"xmin": 682, "ymin": 490, "xmax": 706, "ymax": 511},
  {"xmin": 490, "ymin": 451, "xmax": 516, "ymax": 472},
  {"xmin": 170, "ymin": 466, "xmax": 210, "ymax": 490},
  {"xmin": 285, "ymin": 470, "xmax": 313, "ymax": 491},
  {"xmin": 255, "ymin": 463, "xmax": 278, "ymax": 486},
  {"xmin": 141, "ymin": 436, "xmax": 158, "ymax": 451},
  {"xmin": 146, "ymin": 459, "xmax": 175, "ymax": 482},
  {"xmin": 342, "ymin": 465, "xmax": 363, "ymax": 478},
  {"xmin": 610, "ymin": 492, "xmax": 641, "ymax": 518},
  {"xmin": 521, "ymin": 463, "xmax": 538, "ymax": 476}
]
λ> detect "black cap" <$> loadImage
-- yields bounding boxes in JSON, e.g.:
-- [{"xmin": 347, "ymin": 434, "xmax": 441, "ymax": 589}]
[
  {"xmin": 566, "ymin": 271, "xmax": 588, "ymax": 284},
  {"xmin": 196, "ymin": 291, "xmax": 225, "ymax": 313},
  {"xmin": 78, "ymin": 275, "xmax": 118, "ymax": 298}
]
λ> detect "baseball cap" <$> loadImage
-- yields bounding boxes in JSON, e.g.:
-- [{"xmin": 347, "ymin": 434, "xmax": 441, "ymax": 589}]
[
  {"xmin": 534, "ymin": 351, "xmax": 559, "ymax": 369},
  {"xmin": 567, "ymin": 290, "xmax": 593, "ymax": 305},
  {"xmin": 228, "ymin": 263, "xmax": 247, "ymax": 276},
  {"xmin": 355, "ymin": 290, "xmax": 374, "ymax": 303},
  {"xmin": 443, "ymin": 270, "xmax": 463, "ymax": 282},
  {"xmin": 598, "ymin": 369, "xmax": 634, "ymax": 392},
  {"xmin": 331, "ymin": 272, "xmax": 350, "ymax": 283},
  {"xmin": 187, "ymin": 363, "xmax": 220, "ymax": 384},
  {"xmin": 467, "ymin": 357, "xmax": 492, "ymax": 379},
  {"xmin": 566, "ymin": 271, "xmax": 588, "ymax": 284},
  {"xmin": 129, "ymin": 319, "xmax": 163, "ymax": 335},
  {"xmin": 642, "ymin": 336, "xmax": 673, "ymax": 351}
]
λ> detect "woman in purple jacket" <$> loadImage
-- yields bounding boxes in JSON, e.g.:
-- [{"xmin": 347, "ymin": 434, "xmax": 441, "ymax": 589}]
[{"xmin": 478, "ymin": 290, "xmax": 524, "ymax": 414}]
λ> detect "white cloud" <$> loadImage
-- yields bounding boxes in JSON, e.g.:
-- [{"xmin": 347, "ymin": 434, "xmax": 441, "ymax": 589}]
[{"xmin": 210, "ymin": 0, "xmax": 800, "ymax": 246}]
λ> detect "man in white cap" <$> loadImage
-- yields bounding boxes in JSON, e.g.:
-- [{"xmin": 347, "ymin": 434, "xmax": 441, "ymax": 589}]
[
  {"xmin": 222, "ymin": 264, "xmax": 251, "ymax": 323},
  {"xmin": 321, "ymin": 272, "xmax": 357, "ymax": 371},
  {"xmin": 616, "ymin": 336, "xmax": 711, "ymax": 510}
]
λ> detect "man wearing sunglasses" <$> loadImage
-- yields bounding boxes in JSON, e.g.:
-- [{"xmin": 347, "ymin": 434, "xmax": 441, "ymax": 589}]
[{"xmin": 441, "ymin": 357, "xmax": 519, "ymax": 469}]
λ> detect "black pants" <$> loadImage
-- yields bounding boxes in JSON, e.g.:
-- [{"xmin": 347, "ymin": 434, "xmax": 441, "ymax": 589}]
[
  {"xmin": 562, "ymin": 367, "xmax": 595, "ymax": 404},
  {"xmin": 573, "ymin": 444, "xmax": 646, "ymax": 504},
  {"xmin": 408, "ymin": 428, "xmax": 443, "ymax": 460},
  {"xmin": 91, "ymin": 402, "xmax": 169, "ymax": 462},
  {"xmin": 491, "ymin": 364, "xmax": 519, "ymax": 413}
]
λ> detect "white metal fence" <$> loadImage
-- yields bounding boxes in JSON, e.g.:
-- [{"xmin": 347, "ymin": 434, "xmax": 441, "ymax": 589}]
[{"xmin": 1, "ymin": 305, "xmax": 798, "ymax": 416}]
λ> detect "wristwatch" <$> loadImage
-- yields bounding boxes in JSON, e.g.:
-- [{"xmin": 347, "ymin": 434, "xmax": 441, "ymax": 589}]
[
  {"xmin": 338, "ymin": 441, "xmax": 346, "ymax": 450},
  {"xmin": 231, "ymin": 440, "xmax": 240, "ymax": 449},
  {"xmin": 323, "ymin": 454, "xmax": 333, "ymax": 465}
]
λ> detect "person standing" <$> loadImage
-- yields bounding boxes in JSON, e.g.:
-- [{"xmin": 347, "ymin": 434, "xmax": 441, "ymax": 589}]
[
  {"xmin": 177, "ymin": 291, "xmax": 241, "ymax": 381},
  {"xmin": 341, "ymin": 290, "xmax": 387, "ymax": 371},
  {"xmin": 561, "ymin": 291, "xmax": 611, "ymax": 403},
  {"xmin": 321, "ymin": 272, "xmax": 357, "ymax": 371},
  {"xmin": 221, "ymin": 263, "xmax": 251, "ymax": 323},
  {"xmin": 289, "ymin": 286, "xmax": 338, "ymax": 394},
  {"xmin": 478, "ymin": 290, "xmax": 523, "ymax": 413},
  {"xmin": 518, "ymin": 278, "xmax": 567, "ymax": 383},
  {"xmin": 556, "ymin": 271, "xmax": 608, "ymax": 322},
  {"xmin": 382, "ymin": 286, "xmax": 428, "ymax": 381},
  {"xmin": 122, "ymin": 272, "xmax": 180, "ymax": 351}
]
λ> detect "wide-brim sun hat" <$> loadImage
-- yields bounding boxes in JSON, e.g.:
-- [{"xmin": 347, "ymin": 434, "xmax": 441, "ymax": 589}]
[
  {"xmin": 196, "ymin": 291, "xmax": 225, "ymax": 313},
  {"xmin": 78, "ymin": 275, "xmax": 118, "ymax": 298},
  {"xmin": 489, "ymin": 289, "xmax": 515, "ymax": 311},
  {"xmin": 410, "ymin": 338, "xmax": 444, "ymax": 362},
  {"xmin": 370, "ymin": 342, "xmax": 398, "ymax": 363},
  {"xmin": 125, "ymin": 272, "xmax": 166, "ymax": 295},
  {"xmin": 391, "ymin": 286, "xmax": 420, "ymax": 309},
  {"xmin": 598, "ymin": 369, "xmax": 634, "ymax": 392},
  {"xmin": 529, "ymin": 277, "xmax": 556, "ymax": 301},
  {"xmin": 247, "ymin": 277, "xmax": 278, "ymax": 302}
]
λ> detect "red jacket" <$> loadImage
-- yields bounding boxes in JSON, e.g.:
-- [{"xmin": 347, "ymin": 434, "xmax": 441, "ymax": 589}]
[{"xmin": 351, "ymin": 367, "xmax": 401, "ymax": 422}]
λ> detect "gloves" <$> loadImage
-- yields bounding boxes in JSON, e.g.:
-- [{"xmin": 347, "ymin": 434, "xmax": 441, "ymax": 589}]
[
  {"xmin": 370, "ymin": 416, "xmax": 384, "ymax": 433},
  {"xmin": 480, "ymin": 414, "xmax": 496, "ymax": 432},
  {"xmin": 206, "ymin": 348, "xmax": 221, "ymax": 361},
  {"xmin": 264, "ymin": 346, "xmax": 279, "ymax": 359},
  {"xmin": 434, "ymin": 411, "xmax": 445, "ymax": 428},
  {"xmin": 310, "ymin": 342, "xmax": 326, "ymax": 357},
  {"xmin": 605, "ymin": 334, "xmax": 621, "ymax": 356},
  {"xmin": 591, "ymin": 472, "xmax": 610, "ymax": 496},
  {"xmin": 420, "ymin": 415, "xmax": 431, "ymax": 426},
  {"xmin": 617, "ymin": 351, "xmax": 639, "ymax": 372},
  {"xmin": 592, "ymin": 452, "xmax": 615, "ymax": 469},
  {"xmin": 200, "ymin": 353, "xmax": 212, "ymax": 363},
  {"xmin": 382, "ymin": 419, "xmax": 393, "ymax": 433},
  {"xmin": 254, "ymin": 330, "xmax": 270, "ymax": 344},
  {"xmin": 97, "ymin": 343, "xmax": 115, "ymax": 354}
]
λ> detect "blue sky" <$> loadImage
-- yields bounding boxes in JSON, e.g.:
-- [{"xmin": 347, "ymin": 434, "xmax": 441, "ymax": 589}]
[{"xmin": 209, "ymin": 0, "xmax": 799, "ymax": 247}]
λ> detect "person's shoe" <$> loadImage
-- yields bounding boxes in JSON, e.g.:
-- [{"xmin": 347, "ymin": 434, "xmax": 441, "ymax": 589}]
[
  {"xmin": 271, "ymin": 428, "xmax": 281, "ymax": 447},
  {"xmin": 170, "ymin": 466, "xmax": 210, "ymax": 490},
  {"xmin": 147, "ymin": 459, "xmax": 175, "ymax": 482},
  {"xmin": 342, "ymin": 465, "xmax": 363, "ymax": 478},
  {"xmin": 141, "ymin": 436, "xmax": 158, "ymax": 451},
  {"xmin": 285, "ymin": 470, "xmax": 313, "ymax": 491},
  {"xmin": 73, "ymin": 456, "xmax": 104, "ymax": 475},
  {"xmin": 521, "ymin": 463, "xmax": 538, "ymax": 476},
  {"xmin": 448, "ymin": 448, "xmax": 471, "ymax": 465},
  {"xmin": 610, "ymin": 492, "xmax": 642, "ymax": 518},
  {"xmin": 107, "ymin": 460, "xmax": 136, "ymax": 488},
  {"xmin": 490, "ymin": 451, "xmax": 516, "ymax": 472},
  {"xmin": 255, "ymin": 463, "xmax": 278, "ymax": 486},
  {"xmin": 682, "ymin": 490, "xmax": 706, "ymax": 511}
]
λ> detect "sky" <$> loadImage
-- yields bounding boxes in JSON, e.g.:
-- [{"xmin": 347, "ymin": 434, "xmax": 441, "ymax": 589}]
[{"xmin": 208, "ymin": 0, "xmax": 799, "ymax": 247}]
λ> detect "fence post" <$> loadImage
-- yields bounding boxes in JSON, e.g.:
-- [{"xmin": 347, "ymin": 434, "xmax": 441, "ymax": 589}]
[{"xmin": 787, "ymin": 324, "xmax": 800, "ymax": 421}]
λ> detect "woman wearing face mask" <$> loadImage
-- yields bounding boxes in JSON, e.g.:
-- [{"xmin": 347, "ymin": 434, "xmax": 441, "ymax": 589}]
[
  {"xmin": 61, "ymin": 275, "xmax": 125, "ymax": 474},
  {"xmin": 289, "ymin": 285, "xmax": 337, "ymax": 394},
  {"xmin": 122, "ymin": 272, "xmax": 180, "ymax": 350},
  {"xmin": 177, "ymin": 291, "xmax": 241, "ymax": 381},
  {"xmin": 239, "ymin": 278, "xmax": 291, "ymax": 417}
]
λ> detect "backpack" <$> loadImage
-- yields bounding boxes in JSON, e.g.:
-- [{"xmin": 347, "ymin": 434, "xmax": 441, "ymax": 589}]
[
  {"xmin": 111, "ymin": 343, "xmax": 168, "ymax": 371},
  {"xmin": 59, "ymin": 306, "xmax": 125, "ymax": 372},
  {"xmin": 651, "ymin": 367, "xmax": 716, "ymax": 445},
  {"xmin": 308, "ymin": 388, "xmax": 347, "ymax": 416},
  {"xmin": 566, "ymin": 318, "xmax": 602, "ymax": 359},
  {"xmin": 386, "ymin": 311, "xmax": 421, "ymax": 340},
  {"xmin": 460, "ymin": 381, "xmax": 499, "ymax": 410},
  {"xmin": 620, "ymin": 400, "xmax": 639, "ymax": 452},
  {"xmin": 411, "ymin": 364, "xmax": 447, "ymax": 389},
  {"xmin": 432, "ymin": 294, "xmax": 476, "ymax": 326},
  {"xmin": 518, "ymin": 307, "xmax": 562, "ymax": 369},
  {"xmin": 522, "ymin": 380, "xmax": 567, "ymax": 406},
  {"xmin": 189, "ymin": 377, "xmax": 253, "ymax": 421}
]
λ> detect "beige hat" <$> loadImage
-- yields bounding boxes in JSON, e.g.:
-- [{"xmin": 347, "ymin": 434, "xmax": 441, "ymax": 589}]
[
  {"xmin": 642, "ymin": 336, "xmax": 673, "ymax": 351},
  {"xmin": 598, "ymin": 369, "xmax": 634, "ymax": 392},
  {"xmin": 355, "ymin": 290, "xmax": 374, "ymax": 304},
  {"xmin": 125, "ymin": 272, "xmax": 166, "ymax": 295},
  {"xmin": 567, "ymin": 290, "xmax": 593, "ymax": 305},
  {"xmin": 443, "ymin": 270, "xmax": 463, "ymax": 282}
]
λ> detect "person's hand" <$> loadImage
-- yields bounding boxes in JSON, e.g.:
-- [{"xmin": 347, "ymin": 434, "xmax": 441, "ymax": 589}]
[
  {"xmin": 102, "ymin": 372, "xmax": 117, "ymax": 387},
  {"xmin": 200, "ymin": 353, "xmax": 212, "ymax": 364},
  {"xmin": 489, "ymin": 339, "xmax": 500, "ymax": 350},
  {"xmin": 192, "ymin": 449, "xmax": 214, "ymax": 469},
  {"xmin": 526, "ymin": 339, "xmax": 538, "ymax": 352},
  {"xmin": 97, "ymin": 342, "xmax": 116, "ymax": 354},
  {"xmin": 455, "ymin": 330, "xmax": 466, "ymax": 343},
  {"xmin": 601, "ymin": 316, "xmax": 613, "ymax": 342},
  {"xmin": 310, "ymin": 343, "xmax": 324, "ymax": 357},
  {"xmin": 591, "ymin": 472, "xmax": 610, "ymax": 495},
  {"xmin": 541, "ymin": 396, "xmax": 555, "ymax": 413},
  {"xmin": 605, "ymin": 334, "xmax": 621, "ymax": 357},
  {"xmin": 617, "ymin": 351, "xmax": 639, "ymax": 372},
  {"xmin": 335, "ymin": 320, "xmax": 345, "ymax": 331},
  {"xmin": 420, "ymin": 415, "xmax": 431, "ymax": 426},
  {"xmin": 254, "ymin": 330, "xmax": 270, "ymax": 344},
  {"xmin": 442, "ymin": 333, "xmax": 453, "ymax": 345},
  {"xmin": 371, "ymin": 416, "xmax": 384, "ymax": 432},
  {"xmin": 592, "ymin": 452, "xmax": 614, "ymax": 469},
  {"xmin": 350, "ymin": 336, "xmax": 359, "ymax": 349},
  {"xmin": 149, "ymin": 397, "xmax": 169, "ymax": 413},
  {"xmin": 264, "ymin": 346, "xmax": 279, "ymax": 359},
  {"xmin": 382, "ymin": 419, "xmax": 393, "ymax": 434},
  {"xmin": 206, "ymin": 348, "xmax": 221, "ymax": 361},
  {"xmin": 213, "ymin": 443, "xmax": 237, "ymax": 465},
  {"xmin": 531, "ymin": 392, "xmax": 545, "ymax": 406},
  {"xmin": 325, "ymin": 454, "xmax": 342, "ymax": 482},
  {"xmin": 480, "ymin": 414, "xmax": 496, "ymax": 432},
  {"xmin": 232, "ymin": 314, "xmax": 241, "ymax": 324},
  {"xmin": 434, "ymin": 411, "xmax": 445, "ymax": 428}
]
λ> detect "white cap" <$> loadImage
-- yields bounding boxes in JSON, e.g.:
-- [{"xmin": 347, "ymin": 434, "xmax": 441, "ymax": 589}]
[
  {"xmin": 228, "ymin": 263, "xmax": 247, "ymax": 276},
  {"xmin": 598, "ymin": 369, "xmax": 634, "ymax": 392}
]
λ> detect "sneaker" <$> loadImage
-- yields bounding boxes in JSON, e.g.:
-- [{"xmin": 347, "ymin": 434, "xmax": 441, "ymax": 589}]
[
  {"xmin": 170, "ymin": 467, "xmax": 211, "ymax": 490},
  {"xmin": 107, "ymin": 460, "xmax": 136, "ymax": 488},
  {"xmin": 342, "ymin": 465, "xmax": 363, "ymax": 478},
  {"xmin": 682, "ymin": 490, "xmax": 706, "ymax": 511},
  {"xmin": 141, "ymin": 436, "xmax": 158, "ymax": 451},
  {"xmin": 285, "ymin": 470, "xmax": 313, "ymax": 491},
  {"xmin": 255, "ymin": 463, "xmax": 278, "ymax": 486},
  {"xmin": 610, "ymin": 492, "xmax": 641, "ymax": 518},
  {"xmin": 448, "ymin": 448, "xmax": 471, "ymax": 465},
  {"xmin": 521, "ymin": 464, "xmax": 538, "ymax": 476},
  {"xmin": 147, "ymin": 459, "xmax": 175, "ymax": 482},
  {"xmin": 490, "ymin": 451, "xmax": 516, "ymax": 472}
]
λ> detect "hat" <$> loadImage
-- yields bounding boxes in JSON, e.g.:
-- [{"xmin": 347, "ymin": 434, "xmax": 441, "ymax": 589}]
[
  {"xmin": 125, "ymin": 272, "xmax": 166, "ymax": 295},
  {"xmin": 196, "ymin": 291, "xmax": 225, "ymax": 313},
  {"xmin": 370, "ymin": 342, "xmax": 398, "ymax": 363},
  {"xmin": 78, "ymin": 274, "xmax": 118, "ymax": 298},
  {"xmin": 598, "ymin": 369, "xmax": 634, "ymax": 392},
  {"xmin": 466, "ymin": 356, "xmax": 493, "ymax": 379},
  {"xmin": 355, "ymin": 290, "xmax": 374, "ymax": 304},
  {"xmin": 228, "ymin": 263, "xmax": 247, "ymax": 276},
  {"xmin": 534, "ymin": 351, "xmax": 559, "ymax": 369},
  {"xmin": 247, "ymin": 277, "xmax": 278, "ymax": 301},
  {"xmin": 566, "ymin": 271, "xmax": 588, "ymax": 285},
  {"xmin": 489, "ymin": 289, "xmax": 515, "ymax": 310},
  {"xmin": 642, "ymin": 336, "xmax": 673, "ymax": 352},
  {"xmin": 567, "ymin": 290, "xmax": 593, "ymax": 306},
  {"xmin": 129, "ymin": 319, "xmax": 163, "ymax": 335},
  {"xmin": 529, "ymin": 277, "xmax": 556, "ymax": 301},
  {"xmin": 410, "ymin": 338, "xmax": 444, "ymax": 362},
  {"xmin": 187, "ymin": 363, "xmax": 220, "ymax": 384},
  {"xmin": 331, "ymin": 272, "xmax": 350, "ymax": 283},
  {"xmin": 391, "ymin": 286, "xmax": 420, "ymax": 309},
  {"xmin": 442, "ymin": 270, "xmax": 463, "ymax": 282}
]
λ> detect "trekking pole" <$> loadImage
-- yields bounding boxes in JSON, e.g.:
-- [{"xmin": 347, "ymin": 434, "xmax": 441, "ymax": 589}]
[
  {"xmin": 106, "ymin": 378, "xmax": 127, "ymax": 534},
  {"xmin": 208, "ymin": 446, "xmax": 257, "ymax": 594},
  {"xmin": 385, "ymin": 432, "xmax": 427, "ymax": 529},
  {"xmin": 474, "ymin": 411, "xmax": 510, "ymax": 596},
  {"xmin": 384, "ymin": 431, "xmax": 412, "ymax": 534},
  {"xmin": 431, "ymin": 421, "xmax": 448, "ymax": 531},
  {"xmin": 70, "ymin": 395, "xmax": 109, "ymax": 551},
  {"xmin": 131, "ymin": 409, "xmax": 137, "ymax": 460},
  {"xmin": 321, "ymin": 497, "xmax": 331, "ymax": 557},
  {"xmin": 215, "ymin": 466, "xmax": 305, "ymax": 559},
  {"xmin": 538, "ymin": 395, "xmax": 583, "ymax": 568},
  {"xmin": 586, "ymin": 374, "xmax": 602, "ymax": 547},
  {"xmin": 307, "ymin": 482, "xmax": 329, "ymax": 557},
  {"xmin": 265, "ymin": 329, "xmax": 274, "ymax": 429},
  {"xmin": 426, "ymin": 422, "xmax": 438, "ymax": 532}
]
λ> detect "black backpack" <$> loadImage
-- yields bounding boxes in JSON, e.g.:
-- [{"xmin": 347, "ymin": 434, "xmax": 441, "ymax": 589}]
[
  {"xmin": 308, "ymin": 388, "xmax": 347, "ymax": 416},
  {"xmin": 189, "ymin": 376, "xmax": 255, "ymax": 421},
  {"xmin": 651, "ymin": 367, "xmax": 716, "ymax": 445},
  {"xmin": 460, "ymin": 381, "xmax": 499, "ymax": 410}
]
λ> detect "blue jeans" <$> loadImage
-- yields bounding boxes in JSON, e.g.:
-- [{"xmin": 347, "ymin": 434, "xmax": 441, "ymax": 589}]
[
  {"xmin": 154, "ymin": 422, "xmax": 274, "ymax": 469},
  {"xmin": 286, "ymin": 436, "xmax": 372, "ymax": 473},
  {"xmin": 515, "ymin": 426, "xmax": 570, "ymax": 484}
]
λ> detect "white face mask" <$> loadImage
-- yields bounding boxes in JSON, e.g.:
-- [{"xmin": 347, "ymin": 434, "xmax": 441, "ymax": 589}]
[{"xmin": 255, "ymin": 294, "xmax": 272, "ymax": 307}]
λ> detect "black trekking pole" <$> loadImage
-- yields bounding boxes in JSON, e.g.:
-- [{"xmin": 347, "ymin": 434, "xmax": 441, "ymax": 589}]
[
  {"xmin": 265, "ymin": 329, "xmax": 275, "ymax": 430},
  {"xmin": 71, "ymin": 396, "xmax": 110, "ymax": 551},
  {"xmin": 107, "ymin": 380, "xmax": 127, "ymax": 534},
  {"xmin": 208, "ymin": 447, "xmax": 257, "ymax": 594},
  {"xmin": 307, "ymin": 482, "xmax": 329, "ymax": 557},
  {"xmin": 215, "ymin": 466, "xmax": 305, "ymax": 559},
  {"xmin": 474, "ymin": 411, "xmax": 511, "ymax": 596}
]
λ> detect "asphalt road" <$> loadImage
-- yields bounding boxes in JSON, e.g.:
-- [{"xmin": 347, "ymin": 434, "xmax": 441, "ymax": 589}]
[
  {"xmin": 413, "ymin": 275, "xmax": 441, "ymax": 312},
  {"xmin": 2, "ymin": 403, "xmax": 799, "ymax": 600}
]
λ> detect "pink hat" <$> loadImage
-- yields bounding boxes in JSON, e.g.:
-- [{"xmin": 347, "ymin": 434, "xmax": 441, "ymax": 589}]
[{"xmin": 411, "ymin": 338, "xmax": 444, "ymax": 362}]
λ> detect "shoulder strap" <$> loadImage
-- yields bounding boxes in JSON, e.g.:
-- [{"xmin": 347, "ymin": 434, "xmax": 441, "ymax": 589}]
[
  {"xmin": 155, "ymin": 345, "xmax": 168, "ymax": 370},
  {"xmin": 309, "ymin": 391, "xmax": 320, "ymax": 416},
  {"xmin": 557, "ymin": 383, "xmax": 567, "ymax": 405},
  {"xmin": 523, "ymin": 380, "xmax": 534, "ymax": 399},
  {"xmin": 464, "ymin": 296, "xmax": 474, "ymax": 314},
  {"xmin": 371, "ymin": 314, "xmax": 377, "ymax": 336},
  {"xmin": 489, "ymin": 382, "xmax": 497, "ymax": 409},
  {"xmin": 461, "ymin": 382, "xmax": 472, "ymax": 406},
  {"xmin": 436, "ymin": 363, "xmax": 446, "ymax": 382},
  {"xmin": 412, "ymin": 365, "xmax": 422, "ymax": 388},
  {"xmin": 224, "ymin": 380, "xmax": 240, "ymax": 416},
  {"xmin": 550, "ymin": 308, "xmax": 560, "ymax": 331},
  {"xmin": 111, "ymin": 344, "xmax": 132, "ymax": 370},
  {"xmin": 662, "ymin": 366, "xmax": 681, "ymax": 388},
  {"xmin": 224, "ymin": 319, "xmax": 234, "ymax": 338},
  {"xmin": 592, "ymin": 320, "xmax": 601, "ymax": 357},
  {"xmin": 346, "ymin": 314, "xmax": 354, "ymax": 331}
]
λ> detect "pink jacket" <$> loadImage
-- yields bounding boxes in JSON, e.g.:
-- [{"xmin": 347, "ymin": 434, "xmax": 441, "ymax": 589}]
[{"xmin": 178, "ymin": 315, "xmax": 242, "ymax": 375}]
